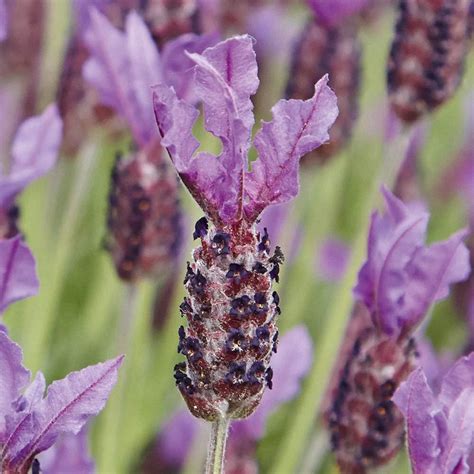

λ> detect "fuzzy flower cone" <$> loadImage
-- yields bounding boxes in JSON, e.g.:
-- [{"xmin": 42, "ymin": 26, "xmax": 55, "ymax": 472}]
[
  {"xmin": 387, "ymin": 0, "xmax": 471, "ymax": 124},
  {"xmin": 286, "ymin": 0, "xmax": 364, "ymax": 164},
  {"xmin": 326, "ymin": 188, "xmax": 470, "ymax": 473},
  {"xmin": 153, "ymin": 35, "xmax": 338, "ymax": 421}
]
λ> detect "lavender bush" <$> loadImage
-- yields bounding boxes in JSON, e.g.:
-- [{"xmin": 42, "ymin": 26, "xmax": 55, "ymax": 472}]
[{"xmin": 0, "ymin": 1, "xmax": 472, "ymax": 473}]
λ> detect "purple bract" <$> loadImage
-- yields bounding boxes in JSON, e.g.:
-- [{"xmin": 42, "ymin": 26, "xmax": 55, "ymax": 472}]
[
  {"xmin": 354, "ymin": 187, "xmax": 470, "ymax": 337},
  {"xmin": 153, "ymin": 35, "xmax": 338, "ymax": 226},
  {"xmin": 394, "ymin": 353, "xmax": 474, "ymax": 474}
]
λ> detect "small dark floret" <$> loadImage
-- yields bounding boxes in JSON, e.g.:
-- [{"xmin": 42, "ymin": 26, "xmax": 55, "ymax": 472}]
[{"xmin": 193, "ymin": 216, "xmax": 208, "ymax": 240}]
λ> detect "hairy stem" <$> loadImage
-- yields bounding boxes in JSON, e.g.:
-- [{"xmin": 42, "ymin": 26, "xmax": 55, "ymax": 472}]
[{"xmin": 205, "ymin": 417, "xmax": 230, "ymax": 474}]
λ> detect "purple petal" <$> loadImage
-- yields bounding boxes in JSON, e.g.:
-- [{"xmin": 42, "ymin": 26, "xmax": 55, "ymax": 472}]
[
  {"xmin": 244, "ymin": 75, "xmax": 338, "ymax": 222},
  {"xmin": 0, "ymin": 331, "xmax": 30, "ymax": 439},
  {"xmin": 38, "ymin": 427, "xmax": 95, "ymax": 474},
  {"xmin": 401, "ymin": 229, "xmax": 470, "ymax": 329},
  {"xmin": 232, "ymin": 325, "xmax": 313, "ymax": 440},
  {"xmin": 353, "ymin": 187, "xmax": 430, "ymax": 335},
  {"xmin": 317, "ymin": 237, "xmax": 350, "ymax": 282},
  {"xmin": 0, "ymin": 105, "xmax": 62, "ymax": 207},
  {"xmin": 186, "ymin": 35, "xmax": 259, "ymax": 223},
  {"xmin": 0, "ymin": 0, "xmax": 7, "ymax": 41},
  {"xmin": 440, "ymin": 389, "xmax": 474, "ymax": 474},
  {"xmin": 308, "ymin": 0, "xmax": 370, "ymax": 26},
  {"xmin": 72, "ymin": 0, "xmax": 111, "ymax": 31},
  {"xmin": 3, "ymin": 355, "xmax": 124, "ymax": 468},
  {"xmin": 439, "ymin": 353, "xmax": 474, "ymax": 411},
  {"xmin": 83, "ymin": 9, "xmax": 159, "ymax": 146},
  {"xmin": 393, "ymin": 368, "xmax": 442, "ymax": 474},
  {"xmin": 0, "ymin": 236, "xmax": 39, "ymax": 314},
  {"xmin": 161, "ymin": 32, "xmax": 220, "ymax": 103}
]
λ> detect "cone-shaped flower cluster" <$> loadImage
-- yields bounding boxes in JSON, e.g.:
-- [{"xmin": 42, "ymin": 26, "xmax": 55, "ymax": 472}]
[
  {"xmin": 387, "ymin": 0, "xmax": 471, "ymax": 123},
  {"xmin": 286, "ymin": 0, "xmax": 365, "ymax": 164},
  {"xmin": 326, "ymin": 188, "xmax": 470, "ymax": 472},
  {"xmin": 153, "ymin": 35, "xmax": 338, "ymax": 421}
]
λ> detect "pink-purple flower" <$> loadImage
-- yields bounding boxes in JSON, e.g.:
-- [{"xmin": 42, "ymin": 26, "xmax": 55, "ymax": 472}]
[
  {"xmin": 394, "ymin": 353, "xmax": 474, "ymax": 474},
  {"xmin": 0, "ymin": 104, "xmax": 62, "ymax": 211},
  {"xmin": 354, "ymin": 187, "xmax": 470, "ymax": 337},
  {"xmin": 153, "ymin": 35, "xmax": 338, "ymax": 226},
  {"xmin": 0, "ymin": 236, "xmax": 38, "ymax": 314},
  {"xmin": 0, "ymin": 330, "xmax": 123, "ymax": 473}
]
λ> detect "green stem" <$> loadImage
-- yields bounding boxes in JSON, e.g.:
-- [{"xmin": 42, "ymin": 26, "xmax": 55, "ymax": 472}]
[{"xmin": 205, "ymin": 417, "xmax": 230, "ymax": 474}]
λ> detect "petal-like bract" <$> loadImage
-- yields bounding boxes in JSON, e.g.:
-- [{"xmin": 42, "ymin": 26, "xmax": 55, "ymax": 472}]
[
  {"xmin": 83, "ymin": 9, "xmax": 160, "ymax": 146},
  {"xmin": 0, "ymin": 105, "xmax": 62, "ymax": 208},
  {"xmin": 2, "ymin": 355, "xmax": 124, "ymax": 470},
  {"xmin": 154, "ymin": 36, "xmax": 338, "ymax": 225},
  {"xmin": 394, "ymin": 354, "xmax": 474, "ymax": 474},
  {"xmin": 0, "ymin": 331, "xmax": 30, "ymax": 439},
  {"xmin": 0, "ymin": 236, "xmax": 39, "ymax": 314},
  {"xmin": 354, "ymin": 188, "xmax": 470, "ymax": 336},
  {"xmin": 244, "ymin": 76, "xmax": 338, "ymax": 222}
]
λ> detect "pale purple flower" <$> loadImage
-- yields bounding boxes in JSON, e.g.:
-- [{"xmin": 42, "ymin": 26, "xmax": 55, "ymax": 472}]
[
  {"xmin": 354, "ymin": 187, "xmax": 470, "ymax": 337},
  {"xmin": 393, "ymin": 353, "xmax": 474, "ymax": 474},
  {"xmin": 0, "ymin": 330, "xmax": 123, "ymax": 473},
  {"xmin": 0, "ymin": 104, "xmax": 62, "ymax": 209},
  {"xmin": 83, "ymin": 9, "xmax": 216, "ymax": 147},
  {"xmin": 0, "ymin": 236, "xmax": 38, "ymax": 314},
  {"xmin": 0, "ymin": 0, "xmax": 7, "ymax": 41},
  {"xmin": 147, "ymin": 326, "xmax": 313, "ymax": 472},
  {"xmin": 317, "ymin": 237, "xmax": 350, "ymax": 282},
  {"xmin": 37, "ymin": 427, "xmax": 95, "ymax": 474},
  {"xmin": 308, "ymin": 0, "xmax": 370, "ymax": 27},
  {"xmin": 153, "ymin": 35, "xmax": 338, "ymax": 225}
]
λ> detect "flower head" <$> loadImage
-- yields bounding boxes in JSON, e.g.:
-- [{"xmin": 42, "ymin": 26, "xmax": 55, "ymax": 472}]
[
  {"xmin": 153, "ymin": 35, "xmax": 338, "ymax": 225},
  {"xmin": 393, "ymin": 353, "xmax": 474, "ymax": 474},
  {"xmin": 354, "ymin": 187, "xmax": 470, "ymax": 337}
]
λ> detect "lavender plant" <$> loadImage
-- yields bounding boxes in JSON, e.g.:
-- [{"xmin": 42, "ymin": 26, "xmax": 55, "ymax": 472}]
[
  {"xmin": 326, "ymin": 188, "xmax": 470, "ymax": 472},
  {"xmin": 153, "ymin": 34, "xmax": 337, "ymax": 468}
]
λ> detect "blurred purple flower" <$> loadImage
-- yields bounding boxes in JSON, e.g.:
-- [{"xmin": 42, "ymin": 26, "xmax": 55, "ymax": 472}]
[
  {"xmin": 308, "ymin": 0, "xmax": 370, "ymax": 27},
  {"xmin": 0, "ymin": 104, "xmax": 62, "ymax": 210},
  {"xmin": 317, "ymin": 237, "xmax": 350, "ymax": 282},
  {"xmin": 0, "ymin": 330, "xmax": 123, "ymax": 473},
  {"xmin": 0, "ymin": 236, "xmax": 38, "ymax": 314},
  {"xmin": 37, "ymin": 427, "xmax": 95, "ymax": 474},
  {"xmin": 354, "ymin": 187, "xmax": 470, "ymax": 337},
  {"xmin": 83, "ymin": 9, "xmax": 216, "ymax": 147},
  {"xmin": 153, "ymin": 35, "xmax": 338, "ymax": 225},
  {"xmin": 0, "ymin": 0, "xmax": 7, "ymax": 41},
  {"xmin": 146, "ymin": 326, "xmax": 313, "ymax": 472},
  {"xmin": 393, "ymin": 352, "xmax": 474, "ymax": 474}
]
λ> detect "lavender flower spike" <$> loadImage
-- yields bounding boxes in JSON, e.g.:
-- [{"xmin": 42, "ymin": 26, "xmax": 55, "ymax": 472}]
[
  {"xmin": 153, "ymin": 36, "xmax": 337, "ymax": 422},
  {"xmin": 394, "ymin": 353, "xmax": 474, "ymax": 474},
  {"xmin": 354, "ymin": 186, "xmax": 470, "ymax": 337},
  {"xmin": 0, "ymin": 236, "xmax": 38, "ymax": 314},
  {"xmin": 0, "ymin": 330, "xmax": 123, "ymax": 474}
]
